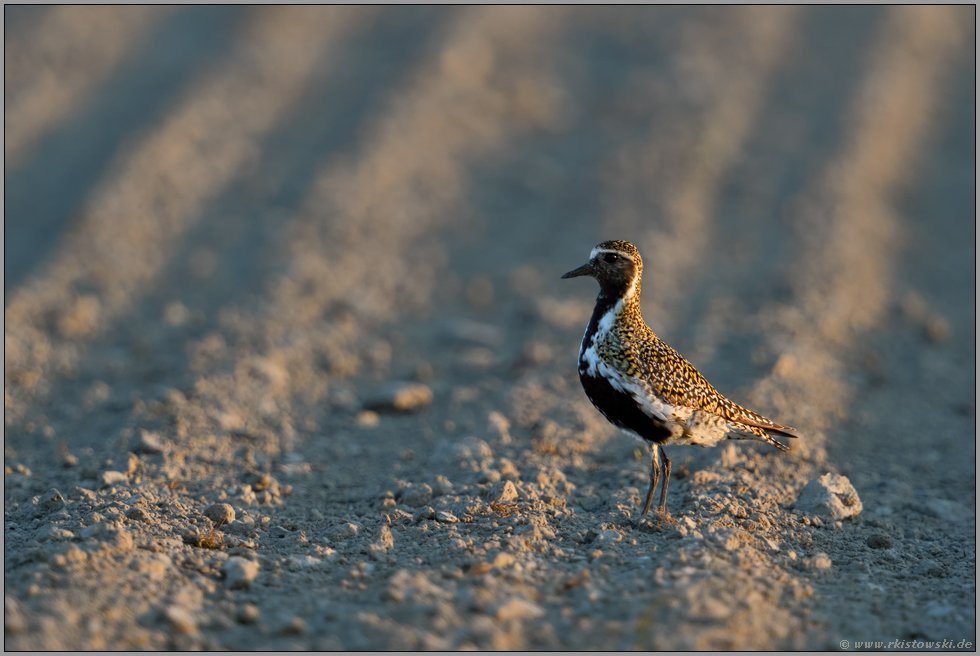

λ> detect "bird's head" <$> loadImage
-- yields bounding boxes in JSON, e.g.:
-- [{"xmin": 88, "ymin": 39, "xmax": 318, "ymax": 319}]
[{"xmin": 561, "ymin": 240, "xmax": 643, "ymax": 298}]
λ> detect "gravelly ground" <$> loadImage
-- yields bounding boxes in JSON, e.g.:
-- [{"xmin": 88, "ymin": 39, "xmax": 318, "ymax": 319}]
[{"xmin": 4, "ymin": 6, "xmax": 976, "ymax": 650}]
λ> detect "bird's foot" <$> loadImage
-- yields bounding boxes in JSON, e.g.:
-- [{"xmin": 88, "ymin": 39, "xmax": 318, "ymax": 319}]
[{"xmin": 633, "ymin": 511, "xmax": 675, "ymax": 533}]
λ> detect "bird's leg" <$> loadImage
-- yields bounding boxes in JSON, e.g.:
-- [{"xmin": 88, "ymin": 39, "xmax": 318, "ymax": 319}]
[
  {"xmin": 641, "ymin": 444, "xmax": 660, "ymax": 516},
  {"xmin": 658, "ymin": 446, "xmax": 671, "ymax": 517}
]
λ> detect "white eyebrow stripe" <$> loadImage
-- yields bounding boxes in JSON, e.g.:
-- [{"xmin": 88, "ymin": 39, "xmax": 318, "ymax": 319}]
[{"xmin": 590, "ymin": 247, "xmax": 636, "ymax": 263}]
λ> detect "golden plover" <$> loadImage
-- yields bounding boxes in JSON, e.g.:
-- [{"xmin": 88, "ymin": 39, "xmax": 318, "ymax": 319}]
[{"xmin": 562, "ymin": 240, "xmax": 797, "ymax": 518}]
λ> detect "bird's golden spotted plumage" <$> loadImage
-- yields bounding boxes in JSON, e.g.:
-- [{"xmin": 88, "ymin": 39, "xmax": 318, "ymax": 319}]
[{"xmin": 562, "ymin": 240, "xmax": 797, "ymax": 518}]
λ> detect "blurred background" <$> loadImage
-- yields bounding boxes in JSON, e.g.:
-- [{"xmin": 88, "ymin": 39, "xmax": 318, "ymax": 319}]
[{"xmin": 3, "ymin": 6, "xmax": 975, "ymax": 650}]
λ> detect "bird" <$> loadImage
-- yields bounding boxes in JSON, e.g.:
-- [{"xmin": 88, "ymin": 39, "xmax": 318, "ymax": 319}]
[{"xmin": 561, "ymin": 239, "xmax": 797, "ymax": 519}]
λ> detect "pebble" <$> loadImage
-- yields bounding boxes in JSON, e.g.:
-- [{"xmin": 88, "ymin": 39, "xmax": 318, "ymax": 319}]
[
  {"xmin": 37, "ymin": 525, "xmax": 75, "ymax": 542},
  {"xmin": 136, "ymin": 429, "xmax": 164, "ymax": 454},
  {"xmin": 493, "ymin": 553, "xmax": 515, "ymax": 568},
  {"xmin": 494, "ymin": 597, "xmax": 544, "ymax": 622},
  {"xmin": 414, "ymin": 507, "xmax": 437, "ymax": 522},
  {"xmin": 801, "ymin": 553, "xmax": 833, "ymax": 569},
  {"xmin": 356, "ymin": 410, "xmax": 380, "ymax": 428},
  {"xmin": 487, "ymin": 412, "xmax": 512, "ymax": 444},
  {"xmin": 364, "ymin": 382, "xmax": 434, "ymax": 413},
  {"xmin": 126, "ymin": 507, "xmax": 153, "ymax": 523},
  {"xmin": 69, "ymin": 487, "xmax": 97, "ymax": 501},
  {"xmin": 223, "ymin": 557, "xmax": 260, "ymax": 589},
  {"xmin": 479, "ymin": 469, "xmax": 502, "ymax": 484},
  {"xmin": 867, "ymin": 534, "xmax": 892, "ymax": 549},
  {"xmin": 80, "ymin": 523, "xmax": 134, "ymax": 550},
  {"xmin": 401, "ymin": 483, "xmax": 433, "ymax": 508},
  {"xmin": 795, "ymin": 473, "xmax": 862, "ymax": 520},
  {"xmin": 37, "ymin": 488, "xmax": 67, "ymax": 513},
  {"xmin": 450, "ymin": 436, "xmax": 493, "ymax": 462},
  {"xmin": 236, "ymin": 603, "xmax": 261, "ymax": 624},
  {"xmin": 100, "ymin": 470, "xmax": 128, "ymax": 486},
  {"xmin": 203, "ymin": 503, "xmax": 236, "ymax": 526},
  {"xmin": 245, "ymin": 472, "xmax": 274, "ymax": 492},
  {"xmin": 925, "ymin": 316, "xmax": 951, "ymax": 342},
  {"xmin": 280, "ymin": 616, "xmax": 307, "ymax": 636},
  {"xmin": 131, "ymin": 553, "xmax": 171, "ymax": 579},
  {"xmin": 435, "ymin": 511, "xmax": 458, "ymax": 524},
  {"xmin": 120, "ymin": 452, "xmax": 139, "ymax": 475},
  {"xmin": 497, "ymin": 459, "xmax": 520, "ymax": 480},
  {"xmin": 432, "ymin": 475, "xmax": 454, "ymax": 496},
  {"xmin": 286, "ymin": 555, "xmax": 322, "ymax": 571},
  {"xmin": 329, "ymin": 523, "xmax": 359, "ymax": 540},
  {"xmin": 495, "ymin": 481, "xmax": 519, "ymax": 503},
  {"xmin": 164, "ymin": 605, "xmax": 198, "ymax": 634},
  {"xmin": 225, "ymin": 517, "xmax": 256, "ymax": 536},
  {"xmin": 594, "ymin": 530, "xmax": 622, "ymax": 544}
]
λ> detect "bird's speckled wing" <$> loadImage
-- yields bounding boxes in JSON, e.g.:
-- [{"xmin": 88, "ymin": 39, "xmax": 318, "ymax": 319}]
[{"xmin": 621, "ymin": 324, "xmax": 797, "ymax": 444}]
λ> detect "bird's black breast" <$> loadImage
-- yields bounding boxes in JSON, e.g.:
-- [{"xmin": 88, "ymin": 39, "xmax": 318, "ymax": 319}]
[{"xmin": 579, "ymin": 371, "xmax": 672, "ymax": 445}]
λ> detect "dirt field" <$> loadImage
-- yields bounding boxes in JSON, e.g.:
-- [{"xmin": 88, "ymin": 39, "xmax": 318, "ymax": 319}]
[{"xmin": 4, "ymin": 6, "xmax": 975, "ymax": 650}]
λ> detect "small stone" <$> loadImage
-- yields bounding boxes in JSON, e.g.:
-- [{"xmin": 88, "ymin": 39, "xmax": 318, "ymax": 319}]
[
  {"xmin": 432, "ymin": 475, "xmax": 454, "ymax": 496},
  {"xmin": 400, "ymin": 483, "xmax": 433, "ymax": 508},
  {"xmin": 81, "ymin": 523, "xmax": 134, "ymax": 550},
  {"xmin": 436, "ymin": 511, "xmax": 458, "ymax": 524},
  {"xmin": 136, "ymin": 430, "xmax": 164, "ymax": 454},
  {"xmin": 69, "ymin": 487, "xmax": 97, "ymax": 501},
  {"xmin": 203, "ymin": 503, "xmax": 236, "ymax": 526},
  {"xmin": 245, "ymin": 472, "xmax": 274, "ymax": 492},
  {"xmin": 120, "ymin": 452, "xmax": 139, "ymax": 475},
  {"xmin": 493, "ymin": 553, "xmax": 515, "ymax": 568},
  {"xmin": 329, "ymin": 523, "xmax": 359, "ymax": 540},
  {"xmin": 487, "ymin": 412, "xmax": 512, "ymax": 444},
  {"xmin": 100, "ymin": 470, "xmax": 128, "ymax": 486},
  {"xmin": 356, "ymin": 410, "xmax": 380, "ymax": 428},
  {"xmin": 164, "ymin": 605, "xmax": 198, "ymax": 634},
  {"xmin": 795, "ymin": 473, "xmax": 862, "ymax": 520},
  {"xmin": 38, "ymin": 488, "xmax": 67, "ymax": 513},
  {"xmin": 802, "ymin": 552, "xmax": 833, "ymax": 569},
  {"xmin": 225, "ymin": 517, "xmax": 256, "ymax": 536},
  {"xmin": 925, "ymin": 316, "xmax": 951, "ymax": 342},
  {"xmin": 594, "ymin": 530, "xmax": 622, "ymax": 544},
  {"xmin": 237, "ymin": 603, "xmax": 260, "ymax": 624},
  {"xmin": 446, "ymin": 436, "xmax": 493, "ymax": 462},
  {"xmin": 364, "ymin": 382, "xmax": 434, "ymax": 413},
  {"xmin": 495, "ymin": 481, "xmax": 519, "ymax": 503},
  {"xmin": 413, "ymin": 507, "xmax": 436, "ymax": 522},
  {"xmin": 479, "ymin": 469, "xmax": 502, "ymax": 484},
  {"xmin": 285, "ymin": 555, "xmax": 322, "ymax": 571},
  {"xmin": 280, "ymin": 616, "xmax": 307, "ymax": 636},
  {"xmin": 37, "ymin": 525, "xmax": 75, "ymax": 542},
  {"xmin": 498, "ymin": 459, "xmax": 520, "ymax": 480},
  {"xmin": 131, "ymin": 553, "xmax": 171, "ymax": 579},
  {"xmin": 867, "ymin": 534, "xmax": 892, "ymax": 549},
  {"xmin": 126, "ymin": 507, "xmax": 153, "ymax": 523},
  {"xmin": 223, "ymin": 557, "xmax": 260, "ymax": 589},
  {"xmin": 494, "ymin": 598, "xmax": 544, "ymax": 622}
]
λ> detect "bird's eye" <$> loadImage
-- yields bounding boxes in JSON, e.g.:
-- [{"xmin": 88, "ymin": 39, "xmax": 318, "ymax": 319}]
[{"xmin": 603, "ymin": 253, "xmax": 618, "ymax": 263}]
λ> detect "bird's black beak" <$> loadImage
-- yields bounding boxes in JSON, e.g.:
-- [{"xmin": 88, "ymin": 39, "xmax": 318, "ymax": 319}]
[{"xmin": 561, "ymin": 262, "xmax": 593, "ymax": 279}]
